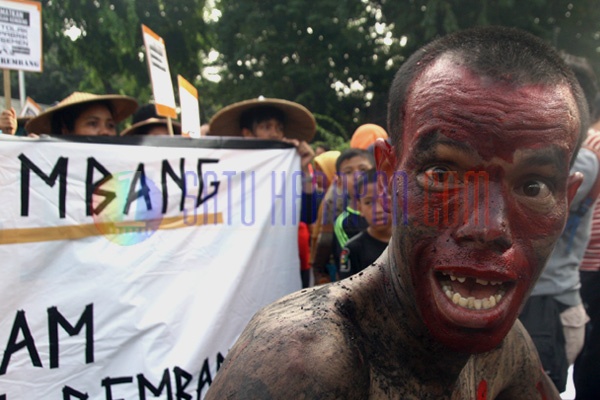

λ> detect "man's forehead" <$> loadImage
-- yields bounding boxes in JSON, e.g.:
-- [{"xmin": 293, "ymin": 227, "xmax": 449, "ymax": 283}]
[
  {"xmin": 403, "ymin": 55, "xmax": 580, "ymax": 163},
  {"xmin": 418, "ymin": 132, "xmax": 568, "ymax": 171}
]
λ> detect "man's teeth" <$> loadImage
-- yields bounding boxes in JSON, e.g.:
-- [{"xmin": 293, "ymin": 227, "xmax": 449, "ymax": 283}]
[
  {"xmin": 441, "ymin": 273, "xmax": 506, "ymax": 310},
  {"xmin": 448, "ymin": 274, "xmax": 502, "ymax": 286},
  {"xmin": 443, "ymin": 285, "xmax": 504, "ymax": 310}
]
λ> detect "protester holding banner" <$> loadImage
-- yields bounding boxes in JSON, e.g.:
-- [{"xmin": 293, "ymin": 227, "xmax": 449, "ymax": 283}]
[
  {"xmin": 25, "ymin": 92, "xmax": 138, "ymax": 136},
  {"xmin": 121, "ymin": 103, "xmax": 182, "ymax": 136},
  {"xmin": 209, "ymin": 97, "xmax": 316, "ymax": 181},
  {"xmin": 0, "ymin": 107, "xmax": 17, "ymax": 135},
  {"xmin": 209, "ymin": 98, "xmax": 318, "ymax": 219},
  {"xmin": 209, "ymin": 97, "xmax": 318, "ymax": 285},
  {"xmin": 204, "ymin": 26, "xmax": 587, "ymax": 399}
]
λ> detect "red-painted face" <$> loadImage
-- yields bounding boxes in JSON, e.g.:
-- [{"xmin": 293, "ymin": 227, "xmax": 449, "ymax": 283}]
[{"xmin": 379, "ymin": 55, "xmax": 582, "ymax": 353}]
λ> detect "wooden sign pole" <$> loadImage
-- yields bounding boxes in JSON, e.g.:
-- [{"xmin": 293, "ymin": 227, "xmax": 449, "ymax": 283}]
[
  {"xmin": 3, "ymin": 69, "xmax": 11, "ymax": 109},
  {"xmin": 167, "ymin": 116, "xmax": 174, "ymax": 136}
]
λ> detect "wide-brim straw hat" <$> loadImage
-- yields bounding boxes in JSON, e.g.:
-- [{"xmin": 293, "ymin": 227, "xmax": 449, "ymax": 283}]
[
  {"xmin": 25, "ymin": 92, "xmax": 138, "ymax": 134},
  {"xmin": 209, "ymin": 97, "xmax": 316, "ymax": 142},
  {"xmin": 120, "ymin": 117, "xmax": 182, "ymax": 136}
]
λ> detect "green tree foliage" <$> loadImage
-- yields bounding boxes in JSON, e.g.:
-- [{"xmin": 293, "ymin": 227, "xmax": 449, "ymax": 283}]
[
  {"xmin": 213, "ymin": 0, "xmax": 600, "ymax": 149},
  {"xmin": 23, "ymin": 0, "xmax": 213, "ymax": 108},
  {"xmin": 212, "ymin": 0, "xmax": 391, "ymax": 143},
  {"xmin": 377, "ymin": 0, "xmax": 600, "ymax": 69},
  {"xmin": 12, "ymin": 0, "xmax": 600, "ymax": 149}
]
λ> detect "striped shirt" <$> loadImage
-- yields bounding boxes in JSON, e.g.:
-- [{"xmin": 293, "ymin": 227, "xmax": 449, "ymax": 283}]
[{"xmin": 581, "ymin": 128, "xmax": 600, "ymax": 272}]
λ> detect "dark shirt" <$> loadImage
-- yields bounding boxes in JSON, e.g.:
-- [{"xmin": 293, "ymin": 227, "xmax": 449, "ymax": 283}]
[
  {"xmin": 333, "ymin": 207, "xmax": 368, "ymax": 272},
  {"xmin": 339, "ymin": 230, "xmax": 388, "ymax": 279}
]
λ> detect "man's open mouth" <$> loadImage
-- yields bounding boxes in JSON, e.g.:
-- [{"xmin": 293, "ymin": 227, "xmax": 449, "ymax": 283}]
[{"xmin": 437, "ymin": 272, "xmax": 511, "ymax": 310}]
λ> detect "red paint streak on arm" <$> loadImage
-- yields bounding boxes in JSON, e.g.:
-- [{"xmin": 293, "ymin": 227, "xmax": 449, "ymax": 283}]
[
  {"xmin": 536, "ymin": 380, "xmax": 549, "ymax": 400},
  {"xmin": 477, "ymin": 379, "xmax": 488, "ymax": 400}
]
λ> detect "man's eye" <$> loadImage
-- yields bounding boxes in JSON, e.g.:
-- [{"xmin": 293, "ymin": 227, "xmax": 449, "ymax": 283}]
[
  {"xmin": 427, "ymin": 166, "xmax": 451, "ymax": 180},
  {"xmin": 521, "ymin": 180, "xmax": 551, "ymax": 198},
  {"xmin": 424, "ymin": 166, "xmax": 457, "ymax": 184},
  {"xmin": 418, "ymin": 166, "xmax": 459, "ymax": 191}
]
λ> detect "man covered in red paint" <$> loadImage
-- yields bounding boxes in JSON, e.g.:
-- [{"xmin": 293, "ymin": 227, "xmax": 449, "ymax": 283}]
[{"xmin": 204, "ymin": 27, "xmax": 587, "ymax": 399}]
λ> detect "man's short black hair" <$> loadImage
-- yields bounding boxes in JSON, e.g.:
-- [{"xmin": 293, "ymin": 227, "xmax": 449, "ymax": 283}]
[
  {"xmin": 335, "ymin": 148, "xmax": 375, "ymax": 174},
  {"xmin": 239, "ymin": 106, "xmax": 286, "ymax": 131},
  {"xmin": 387, "ymin": 26, "xmax": 589, "ymax": 162}
]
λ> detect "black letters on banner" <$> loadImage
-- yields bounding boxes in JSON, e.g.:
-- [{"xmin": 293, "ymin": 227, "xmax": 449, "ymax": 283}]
[
  {"xmin": 17, "ymin": 154, "xmax": 224, "ymax": 219},
  {"xmin": 0, "ymin": 310, "xmax": 42, "ymax": 375},
  {"xmin": 216, "ymin": 352, "xmax": 225, "ymax": 371},
  {"xmin": 1, "ymin": 357, "xmax": 227, "ymax": 398},
  {"xmin": 196, "ymin": 159, "xmax": 220, "ymax": 207},
  {"xmin": 101, "ymin": 376, "xmax": 133, "ymax": 400},
  {"xmin": 173, "ymin": 366, "xmax": 193, "ymax": 400},
  {"xmin": 86, "ymin": 157, "xmax": 115, "ymax": 216},
  {"xmin": 48, "ymin": 304, "xmax": 94, "ymax": 368},
  {"xmin": 137, "ymin": 368, "xmax": 172, "ymax": 399},
  {"xmin": 19, "ymin": 153, "xmax": 68, "ymax": 218},
  {"xmin": 162, "ymin": 158, "xmax": 186, "ymax": 213},
  {"xmin": 62, "ymin": 386, "xmax": 89, "ymax": 399},
  {"xmin": 123, "ymin": 164, "xmax": 152, "ymax": 215},
  {"xmin": 196, "ymin": 358, "xmax": 212, "ymax": 398}
]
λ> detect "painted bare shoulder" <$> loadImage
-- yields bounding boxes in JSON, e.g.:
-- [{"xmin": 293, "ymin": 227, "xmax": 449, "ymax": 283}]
[{"xmin": 204, "ymin": 284, "xmax": 370, "ymax": 400}]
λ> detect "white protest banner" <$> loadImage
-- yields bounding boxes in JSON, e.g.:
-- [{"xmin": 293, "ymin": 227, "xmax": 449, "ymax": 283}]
[
  {"xmin": 0, "ymin": 0, "xmax": 42, "ymax": 72},
  {"xmin": 0, "ymin": 136, "xmax": 303, "ymax": 399},
  {"xmin": 178, "ymin": 75, "xmax": 201, "ymax": 138},
  {"xmin": 142, "ymin": 24, "xmax": 177, "ymax": 119},
  {"xmin": 18, "ymin": 95, "xmax": 40, "ymax": 117}
]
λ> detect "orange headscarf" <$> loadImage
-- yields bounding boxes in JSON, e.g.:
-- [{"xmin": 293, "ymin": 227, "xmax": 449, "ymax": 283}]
[{"xmin": 350, "ymin": 123, "xmax": 388, "ymax": 149}]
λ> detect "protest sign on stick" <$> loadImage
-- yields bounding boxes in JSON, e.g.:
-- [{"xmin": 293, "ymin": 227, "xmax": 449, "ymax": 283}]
[
  {"xmin": 0, "ymin": 0, "xmax": 42, "ymax": 73},
  {"xmin": 0, "ymin": 0, "xmax": 42, "ymax": 108},
  {"xmin": 141, "ymin": 24, "xmax": 177, "ymax": 135},
  {"xmin": 18, "ymin": 95, "xmax": 40, "ymax": 117},
  {"xmin": 178, "ymin": 75, "xmax": 201, "ymax": 138}
]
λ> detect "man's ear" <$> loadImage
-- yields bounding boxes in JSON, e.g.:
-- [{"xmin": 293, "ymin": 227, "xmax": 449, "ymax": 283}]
[
  {"xmin": 374, "ymin": 138, "xmax": 397, "ymax": 182},
  {"xmin": 241, "ymin": 128, "xmax": 255, "ymax": 138},
  {"xmin": 567, "ymin": 171, "xmax": 584, "ymax": 206},
  {"xmin": 374, "ymin": 138, "xmax": 397, "ymax": 212}
]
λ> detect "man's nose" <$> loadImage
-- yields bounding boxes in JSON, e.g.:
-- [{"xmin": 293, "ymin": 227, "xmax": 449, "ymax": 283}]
[{"xmin": 451, "ymin": 183, "xmax": 512, "ymax": 252}]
